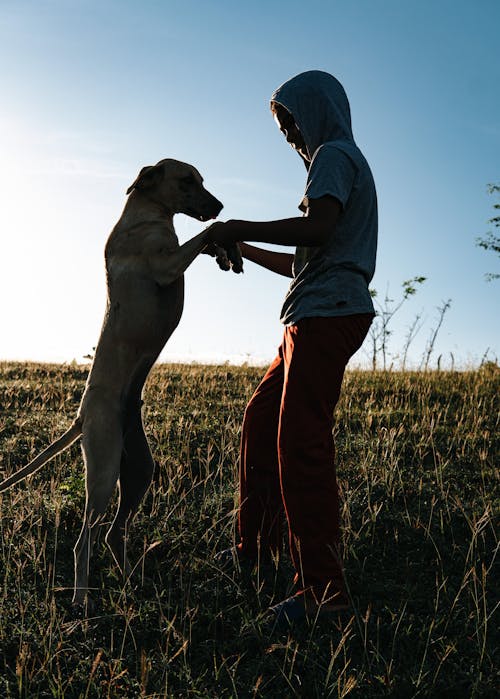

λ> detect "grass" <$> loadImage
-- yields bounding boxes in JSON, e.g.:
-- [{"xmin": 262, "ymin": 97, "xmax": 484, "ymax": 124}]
[{"xmin": 0, "ymin": 361, "xmax": 498, "ymax": 698}]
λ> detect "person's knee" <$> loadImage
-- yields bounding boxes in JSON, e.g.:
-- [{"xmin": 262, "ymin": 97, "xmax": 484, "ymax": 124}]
[
  {"xmin": 242, "ymin": 393, "xmax": 274, "ymax": 432},
  {"xmin": 278, "ymin": 424, "xmax": 334, "ymax": 478},
  {"xmin": 242, "ymin": 398, "xmax": 258, "ymax": 428}
]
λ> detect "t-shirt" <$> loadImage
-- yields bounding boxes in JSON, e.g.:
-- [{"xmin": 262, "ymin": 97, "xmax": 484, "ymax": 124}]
[{"xmin": 280, "ymin": 141, "xmax": 378, "ymax": 324}]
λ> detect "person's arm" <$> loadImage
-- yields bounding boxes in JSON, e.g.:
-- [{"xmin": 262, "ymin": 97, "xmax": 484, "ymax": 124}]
[
  {"xmin": 239, "ymin": 242, "xmax": 294, "ymax": 277},
  {"xmin": 205, "ymin": 195, "xmax": 341, "ymax": 250}
]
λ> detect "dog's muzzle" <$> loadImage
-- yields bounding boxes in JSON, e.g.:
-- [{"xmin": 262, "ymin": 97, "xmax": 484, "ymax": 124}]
[{"xmin": 186, "ymin": 192, "xmax": 223, "ymax": 222}]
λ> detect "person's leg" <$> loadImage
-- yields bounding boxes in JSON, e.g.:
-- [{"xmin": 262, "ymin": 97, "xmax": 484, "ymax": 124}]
[
  {"xmin": 237, "ymin": 348, "xmax": 286, "ymax": 559},
  {"xmin": 278, "ymin": 314, "xmax": 373, "ymax": 603}
]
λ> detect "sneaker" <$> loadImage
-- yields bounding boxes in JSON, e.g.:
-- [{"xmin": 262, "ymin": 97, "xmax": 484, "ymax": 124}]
[{"xmin": 268, "ymin": 592, "xmax": 350, "ymax": 629}]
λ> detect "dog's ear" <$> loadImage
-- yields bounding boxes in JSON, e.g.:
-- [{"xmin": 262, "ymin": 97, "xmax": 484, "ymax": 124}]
[{"xmin": 126, "ymin": 165, "xmax": 163, "ymax": 195}]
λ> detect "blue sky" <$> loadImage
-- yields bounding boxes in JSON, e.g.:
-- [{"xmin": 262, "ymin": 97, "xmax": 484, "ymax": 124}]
[{"xmin": 1, "ymin": 0, "xmax": 499, "ymax": 367}]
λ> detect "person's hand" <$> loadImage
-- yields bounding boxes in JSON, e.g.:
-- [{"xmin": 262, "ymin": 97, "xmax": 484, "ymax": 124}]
[
  {"xmin": 204, "ymin": 220, "xmax": 243, "ymax": 246},
  {"xmin": 201, "ymin": 223, "xmax": 227, "ymax": 261},
  {"xmin": 201, "ymin": 221, "xmax": 243, "ymax": 273}
]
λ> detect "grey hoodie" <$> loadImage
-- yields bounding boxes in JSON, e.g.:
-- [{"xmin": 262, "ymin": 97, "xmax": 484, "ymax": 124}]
[{"xmin": 271, "ymin": 70, "xmax": 377, "ymax": 324}]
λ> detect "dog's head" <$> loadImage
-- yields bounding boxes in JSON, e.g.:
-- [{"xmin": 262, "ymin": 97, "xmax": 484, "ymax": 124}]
[{"xmin": 126, "ymin": 159, "xmax": 223, "ymax": 221}]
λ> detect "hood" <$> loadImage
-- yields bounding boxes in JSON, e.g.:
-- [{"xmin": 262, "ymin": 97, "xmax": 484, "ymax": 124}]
[{"xmin": 270, "ymin": 70, "xmax": 354, "ymax": 161}]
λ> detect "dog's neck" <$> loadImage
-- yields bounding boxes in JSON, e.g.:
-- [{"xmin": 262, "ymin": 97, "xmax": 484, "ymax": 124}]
[{"xmin": 120, "ymin": 191, "xmax": 175, "ymax": 232}]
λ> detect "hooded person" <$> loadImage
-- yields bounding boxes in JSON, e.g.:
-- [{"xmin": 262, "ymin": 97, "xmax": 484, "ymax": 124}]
[{"xmin": 205, "ymin": 70, "xmax": 378, "ymax": 626}]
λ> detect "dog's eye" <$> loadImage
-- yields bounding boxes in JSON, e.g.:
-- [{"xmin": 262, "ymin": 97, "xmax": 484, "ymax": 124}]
[{"xmin": 180, "ymin": 175, "xmax": 195, "ymax": 186}]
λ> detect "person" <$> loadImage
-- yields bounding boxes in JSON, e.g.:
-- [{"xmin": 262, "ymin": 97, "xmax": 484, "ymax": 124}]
[{"xmin": 206, "ymin": 70, "xmax": 377, "ymax": 626}]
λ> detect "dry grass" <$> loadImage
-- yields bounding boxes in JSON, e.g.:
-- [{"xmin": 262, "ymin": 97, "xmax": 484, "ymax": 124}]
[{"xmin": 0, "ymin": 362, "xmax": 498, "ymax": 698}]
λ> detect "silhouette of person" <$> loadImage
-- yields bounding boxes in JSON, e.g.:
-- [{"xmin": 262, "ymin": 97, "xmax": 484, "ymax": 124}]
[{"xmin": 207, "ymin": 70, "xmax": 377, "ymax": 625}]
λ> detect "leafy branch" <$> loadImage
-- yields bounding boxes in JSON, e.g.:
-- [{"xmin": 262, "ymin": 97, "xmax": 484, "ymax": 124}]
[
  {"xmin": 369, "ymin": 276, "xmax": 427, "ymax": 370},
  {"xmin": 476, "ymin": 183, "xmax": 499, "ymax": 281}
]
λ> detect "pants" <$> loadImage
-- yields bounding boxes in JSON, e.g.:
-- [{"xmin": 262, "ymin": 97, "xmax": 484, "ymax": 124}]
[{"xmin": 237, "ymin": 314, "xmax": 373, "ymax": 600}]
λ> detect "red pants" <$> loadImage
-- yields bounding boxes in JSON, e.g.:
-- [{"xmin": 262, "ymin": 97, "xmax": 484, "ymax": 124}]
[{"xmin": 237, "ymin": 314, "xmax": 372, "ymax": 600}]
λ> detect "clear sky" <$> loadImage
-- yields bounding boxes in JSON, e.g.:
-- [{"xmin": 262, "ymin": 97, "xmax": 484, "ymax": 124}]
[{"xmin": 1, "ymin": 0, "xmax": 499, "ymax": 368}]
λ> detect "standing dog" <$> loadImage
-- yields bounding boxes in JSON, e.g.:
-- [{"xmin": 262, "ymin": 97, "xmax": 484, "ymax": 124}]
[{"xmin": 0, "ymin": 158, "xmax": 242, "ymax": 609}]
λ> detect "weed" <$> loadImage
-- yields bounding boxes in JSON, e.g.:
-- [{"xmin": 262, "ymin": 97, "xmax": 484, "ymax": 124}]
[{"xmin": 0, "ymin": 362, "xmax": 498, "ymax": 697}]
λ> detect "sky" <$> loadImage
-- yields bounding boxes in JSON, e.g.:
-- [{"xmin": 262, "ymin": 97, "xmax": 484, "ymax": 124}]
[{"xmin": 1, "ymin": 0, "xmax": 499, "ymax": 369}]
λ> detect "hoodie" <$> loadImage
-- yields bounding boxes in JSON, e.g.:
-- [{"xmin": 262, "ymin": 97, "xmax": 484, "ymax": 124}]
[{"xmin": 270, "ymin": 70, "xmax": 377, "ymax": 324}]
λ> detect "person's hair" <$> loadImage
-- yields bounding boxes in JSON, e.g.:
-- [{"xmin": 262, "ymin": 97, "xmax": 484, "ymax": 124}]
[{"xmin": 271, "ymin": 101, "xmax": 288, "ymax": 114}]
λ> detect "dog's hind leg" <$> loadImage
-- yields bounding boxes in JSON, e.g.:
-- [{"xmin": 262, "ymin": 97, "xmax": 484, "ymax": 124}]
[
  {"xmin": 105, "ymin": 403, "xmax": 155, "ymax": 576},
  {"xmin": 72, "ymin": 409, "xmax": 123, "ymax": 609}
]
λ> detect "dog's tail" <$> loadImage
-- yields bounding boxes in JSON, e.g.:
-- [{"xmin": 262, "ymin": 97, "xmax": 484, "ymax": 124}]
[{"xmin": 0, "ymin": 419, "xmax": 83, "ymax": 493}]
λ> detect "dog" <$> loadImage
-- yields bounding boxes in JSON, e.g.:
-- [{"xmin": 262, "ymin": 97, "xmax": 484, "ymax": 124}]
[{"xmin": 0, "ymin": 158, "xmax": 242, "ymax": 610}]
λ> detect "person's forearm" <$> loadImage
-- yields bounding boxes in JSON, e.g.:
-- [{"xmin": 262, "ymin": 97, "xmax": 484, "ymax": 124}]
[
  {"xmin": 239, "ymin": 242, "xmax": 294, "ymax": 277},
  {"xmin": 209, "ymin": 216, "xmax": 329, "ymax": 248}
]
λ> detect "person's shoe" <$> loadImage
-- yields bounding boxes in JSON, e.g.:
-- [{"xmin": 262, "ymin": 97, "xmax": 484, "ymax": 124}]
[
  {"xmin": 268, "ymin": 595, "xmax": 307, "ymax": 628},
  {"xmin": 268, "ymin": 592, "xmax": 350, "ymax": 629}
]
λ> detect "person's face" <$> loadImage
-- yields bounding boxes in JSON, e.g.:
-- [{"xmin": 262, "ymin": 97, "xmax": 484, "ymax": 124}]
[{"xmin": 272, "ymin": 104, "xmax": 308, "ymax": 158}]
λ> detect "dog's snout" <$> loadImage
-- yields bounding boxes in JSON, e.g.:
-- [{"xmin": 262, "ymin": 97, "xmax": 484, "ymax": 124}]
[
  {"xmin": 210, "ymin": 195, "xmax": 223, "ymax": 218},
  {"xmin": 201, "ymin": 191, "xmax": 223, "ymax": 221}
]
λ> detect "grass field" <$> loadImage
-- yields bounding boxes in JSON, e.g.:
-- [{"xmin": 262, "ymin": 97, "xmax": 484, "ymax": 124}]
[{"xmin": 0, "ymin": 362, "xmax": 498, "ymax": 698}]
